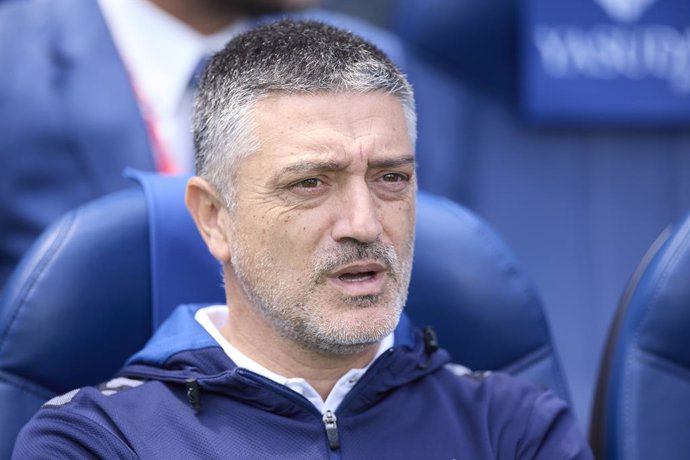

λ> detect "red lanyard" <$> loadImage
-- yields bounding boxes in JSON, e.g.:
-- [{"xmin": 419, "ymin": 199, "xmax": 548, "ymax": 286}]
[{"xmin": 128, "ymin": 76, "xmax": 181, "ymax": 175}]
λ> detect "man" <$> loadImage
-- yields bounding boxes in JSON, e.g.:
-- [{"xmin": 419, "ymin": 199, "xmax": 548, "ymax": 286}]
[
  {"xmin": 0, "ymin": 0, "xmax": 402, "ymax": 289},
  {"xmin": 13, "ymin": 20, "xmax": 593, "ymax": 458}
]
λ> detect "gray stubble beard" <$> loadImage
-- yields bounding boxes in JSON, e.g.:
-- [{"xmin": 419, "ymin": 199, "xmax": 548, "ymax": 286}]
[{"xmin": 229, "ymin": 238, "xmax": 413, "ymax": 355}]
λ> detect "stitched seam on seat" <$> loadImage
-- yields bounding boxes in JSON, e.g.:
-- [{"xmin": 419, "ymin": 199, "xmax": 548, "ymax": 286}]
[
  {"xmin": 0, "ymin": 369, "xmax": 55, "ymax": 401},
  {"xmin": 587, "ymin": 225, "xmax": 672, "ymax": 456},
  {"xmin": 501, "ymin": 345, "xmax": 550, "ymax": 374},
  {"xmin": 0, "ymin": 211, "xmax": 79, "ymax": 355},
  {"xmin": 635, "ymin": 348, "xmax": 690, "ymax": 383},
  {"xmin": 632, "ymin": 227, "xmax": 690, "ymax": 355},
  {"xmin": 619, "ymin": 347, "xmax": 690, "ymax": 460},
  {"xmin": 501, "ymin": 345, "xmax": 568, "ymax": 398},
  {"xmin": 622, "ymin": 221, "xmax": 690, "ymax": 460}
]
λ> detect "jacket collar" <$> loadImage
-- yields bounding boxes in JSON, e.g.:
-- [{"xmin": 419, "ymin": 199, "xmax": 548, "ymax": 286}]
[
  {"xmin": 122, "ymin": 304, "xmax": 450, "ymax": 414},
  {"xmin": 127, "ymin": 304, "xmax": 424, "ymax": 367}
]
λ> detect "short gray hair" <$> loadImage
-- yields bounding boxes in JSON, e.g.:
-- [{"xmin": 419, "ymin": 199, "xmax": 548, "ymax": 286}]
[{"xmin": 192, "ymin": 19, "xmax": 416, "ymax": 208}]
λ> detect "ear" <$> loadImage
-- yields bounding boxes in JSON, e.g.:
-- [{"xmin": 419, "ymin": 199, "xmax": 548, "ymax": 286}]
[{"xmin": 185, "ymin": 176, "xmax": 232, "ymax": 263}]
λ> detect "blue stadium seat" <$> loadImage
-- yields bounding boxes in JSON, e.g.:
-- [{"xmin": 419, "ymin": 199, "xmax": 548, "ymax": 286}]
[
  {"xmin": 390, "ymin": 0, "xmax": 690, "ymax": 428},
  {"xmin": 0, "ymin": 172, "xmax": 570, "ymax": 457},
  {"xmin": 590, "ymin": 212, "xmax": 690, "ymax": 459}
]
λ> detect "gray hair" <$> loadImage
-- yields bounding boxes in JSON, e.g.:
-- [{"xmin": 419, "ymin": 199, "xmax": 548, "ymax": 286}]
[{"xmin": 192, "ymin": 19, "xmax": 416, "ymax": 208}]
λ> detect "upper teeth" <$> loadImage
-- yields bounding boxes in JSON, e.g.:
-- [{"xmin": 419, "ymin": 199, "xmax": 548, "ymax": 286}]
[{"xmin": 340, "ymin": 273, "xmax": 373, "ymax": 282}]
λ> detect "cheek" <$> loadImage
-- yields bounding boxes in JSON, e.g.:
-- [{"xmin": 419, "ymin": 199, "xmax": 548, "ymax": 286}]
[
  {"xmin": 253, "ymin": 213, "xmax": 330, "ymax": 267},
  {"xmin": 382, "ymin": 204, "xmax": 415, "ymax": 244},
  {"xmin": 236, "ymin": 203, "xmax": 286, "ymax": 240}
]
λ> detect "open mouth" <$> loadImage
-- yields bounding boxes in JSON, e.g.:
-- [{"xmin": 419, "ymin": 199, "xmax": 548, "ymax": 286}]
[
  {"xmin": 338, "ymin": 271, "xmax": 377, "ymax": 283},
  {"xmin": 328, "ymin": 262, "xmax": 387, "ymax": 296}
]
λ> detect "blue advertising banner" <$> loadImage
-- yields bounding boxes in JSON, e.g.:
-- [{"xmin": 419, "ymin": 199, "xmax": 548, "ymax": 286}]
[{"xmin": 521, "ymin": 0, "xmax": 690, "ymax": 125}]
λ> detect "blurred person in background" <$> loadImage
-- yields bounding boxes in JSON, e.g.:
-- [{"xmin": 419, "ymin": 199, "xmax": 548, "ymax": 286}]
[{"xmin": 0, "ymin": 0, "xmax": 402, "ymax": 289}]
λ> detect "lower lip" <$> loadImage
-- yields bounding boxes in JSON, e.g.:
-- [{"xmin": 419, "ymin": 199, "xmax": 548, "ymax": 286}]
[{"xmin": 328, "ymin": 271, "xmax": 386, "ymax": 297}]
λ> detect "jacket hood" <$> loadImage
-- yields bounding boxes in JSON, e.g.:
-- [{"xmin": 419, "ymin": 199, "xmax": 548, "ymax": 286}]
[{"xmin": 120, "ymin": 304, "xmax": 451, "ymax": 414}]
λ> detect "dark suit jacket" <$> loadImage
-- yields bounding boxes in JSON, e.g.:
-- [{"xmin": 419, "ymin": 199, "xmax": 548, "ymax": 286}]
[
  {"xmin": 0, "ymin": 0, "xmax": 155, "ymax": 286},
  {"xmin": 0, "ymin": 0, "xmax": 408, "ymax": 288}
]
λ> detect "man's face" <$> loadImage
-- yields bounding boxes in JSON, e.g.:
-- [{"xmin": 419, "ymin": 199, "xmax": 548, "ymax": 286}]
[{"xmin": 224, "ymin": 92, "xmax": 416, "ymax": 355}]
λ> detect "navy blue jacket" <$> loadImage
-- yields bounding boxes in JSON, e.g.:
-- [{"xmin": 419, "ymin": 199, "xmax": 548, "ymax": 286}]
[
  {"xmin": 13, "ymin": 305, "xmax": 593, "ymax": 459},
  {"xmin": 0, "ymin": 0, "xmax": 405, "ymax": 288}
]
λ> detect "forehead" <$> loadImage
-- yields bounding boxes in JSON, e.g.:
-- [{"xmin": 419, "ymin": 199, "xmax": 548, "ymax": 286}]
[{"xmin": 248, "ymin": 92, "xmax": 412, "ymax": 163}]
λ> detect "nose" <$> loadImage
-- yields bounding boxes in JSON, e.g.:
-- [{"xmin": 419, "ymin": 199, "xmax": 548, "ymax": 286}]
[{"xmin": 331, "ymin": 180, "xmax": 383, "ymax": 244}]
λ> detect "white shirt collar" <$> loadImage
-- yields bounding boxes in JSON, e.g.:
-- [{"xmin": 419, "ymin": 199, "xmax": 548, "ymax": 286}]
[
  {"xmin": 99, "ymin": 0, "xmax": 243, "ymax": 114},
  {"xmin": 195, "ymin": 305, "xmax": 395, "ymax": 414},
  {"xmin": 98, "ymin": 0, "xmax": 246, "ymax": 171}
]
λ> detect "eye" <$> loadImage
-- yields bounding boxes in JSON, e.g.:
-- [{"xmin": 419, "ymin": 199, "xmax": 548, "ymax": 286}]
[
  {"xmin": 375, "ymin": 171, "xmax": 412, "ymax": 196},
  {"xmin": 288, "ymin": 177, "xmax": 330, "ymax": 198},
  {"xmin": 295, "ymin": 178, "xmax": 322, "ymax": 189},
  {"xmin": 382, "ymin": 173, "xmax": 407, "ymax": 183}
]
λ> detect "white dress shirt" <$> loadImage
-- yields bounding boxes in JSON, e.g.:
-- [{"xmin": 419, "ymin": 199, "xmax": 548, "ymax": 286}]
[
  {"xmin": 98, "ymin": 0, "xmax": 246, "ymax": 172},
  {"xmin": 195, "ymin": 305, "xmax": 395, "ymax": 414}
]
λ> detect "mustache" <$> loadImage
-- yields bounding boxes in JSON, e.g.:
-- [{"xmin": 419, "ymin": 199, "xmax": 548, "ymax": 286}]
[{"xmin": 312, "ymin": 241, "xmax": 399, "ymax": 282}]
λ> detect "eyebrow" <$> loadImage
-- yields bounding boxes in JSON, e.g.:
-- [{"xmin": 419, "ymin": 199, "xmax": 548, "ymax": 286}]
[
  {"xmin": 277, "ymin": 155, "xmax": 417, "ymax": 177},
  {"xmin": 278, "ymin": 160, "xmax": 344, "ymax": 177},
  {"xmin": 369, "ymin": 155, "xmax": 417, "ymax": 170}
]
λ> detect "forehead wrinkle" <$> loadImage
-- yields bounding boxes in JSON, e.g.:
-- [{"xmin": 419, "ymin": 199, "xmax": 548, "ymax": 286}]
[
  {"xmin": 284, "ymin": 108, "xmax": 389, "ymax": 146},
  {"xmin": 263, "ymin": 120, "xmax": 412, "ymax": 172}
]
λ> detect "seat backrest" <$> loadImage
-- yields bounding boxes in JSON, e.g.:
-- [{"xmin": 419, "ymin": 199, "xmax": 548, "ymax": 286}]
[
  {"xmin": 0, "ymin": 172, "xmax": 570, "ymax": 458},
  {"xmin": 590, "ymin": 212, "xmax": 690, "ymax": 460}
]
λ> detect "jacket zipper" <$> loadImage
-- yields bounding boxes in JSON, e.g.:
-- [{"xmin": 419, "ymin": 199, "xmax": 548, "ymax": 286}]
[
  {"xmin": 319, "ymin": 349, "xmax": 399, "ymax": 456},
  {"xmin": 239, "ymin": 371, "xmax": 343, "ymax": 457},
  {"xmin": 322, "ymin": 410, "xmax": 340, "ymax": 449},
  {"xmin": 128, "ymin": 351, "xmax": 405, "ymax": 458}
]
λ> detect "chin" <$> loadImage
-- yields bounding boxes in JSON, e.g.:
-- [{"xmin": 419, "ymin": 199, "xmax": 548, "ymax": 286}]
[{"xmin": 330, "ymin": 303, "xmax": 401, "ymax": 342}]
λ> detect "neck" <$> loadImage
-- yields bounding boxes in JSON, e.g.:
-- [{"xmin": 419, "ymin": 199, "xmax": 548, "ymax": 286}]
[
  {"xmin": 146, "ymin": 0, "xmax": 241, "ymax": 35},
  {"xmin": 222, "ymin": 300, "xmax": 380, "ymax": 401}
]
